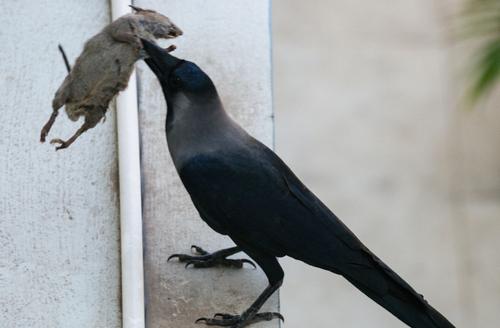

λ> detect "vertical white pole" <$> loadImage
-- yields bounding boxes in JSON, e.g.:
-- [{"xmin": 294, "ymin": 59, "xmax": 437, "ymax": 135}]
[{"xmin": 111, "ymin": 2, "xmax": 145, "ymax": 328}]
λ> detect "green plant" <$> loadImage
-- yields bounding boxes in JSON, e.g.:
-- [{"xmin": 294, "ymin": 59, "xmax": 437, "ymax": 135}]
[{"xmin": 461, "ymin": 0, "xmax": 500, "ymax": 104}]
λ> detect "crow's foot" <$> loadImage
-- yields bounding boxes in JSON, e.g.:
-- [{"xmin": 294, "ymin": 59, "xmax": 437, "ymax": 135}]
[
  {"xmin": 196, "ymin": 312, "xmax": 283, "ymax": 327},
  {"xmin": 168, "ymin": 245, "xmax": 255, "ymax": 269}
]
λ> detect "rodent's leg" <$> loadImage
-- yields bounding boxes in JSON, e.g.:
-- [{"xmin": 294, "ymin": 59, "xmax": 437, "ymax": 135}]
[
  {"xmin": 43, "ymin": 84, "xmax": 70, "ymax": 142},
  {"xmin": 139, "ymin": 44, "xmax": 176, "ymax": 59},
  {"xmin": 49, "ymin": 120, "xmax": 94, "ymax": 151},
  {"xmin": 40, "ymin": 109, "xmax": 59, "ymax": 142},
  {"xmin": 50, "ymin": 110, "xmax": 103, "ymax": 150},
  {"xmin": 165, "ymin": 44, "xmax": 176, "ymax": 52},
  {"xmin": 110, "ymin": 20, "xmax": 142, "ymax": 50},
  {"xmin": 112, "ymin": 31, "xmax": 142, "ymax": 49}
]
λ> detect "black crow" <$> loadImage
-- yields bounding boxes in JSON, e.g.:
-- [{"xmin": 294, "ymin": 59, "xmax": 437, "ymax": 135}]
[{"xmin": 141, "ymin": 39, "xmax": 455, "ymax": 328}]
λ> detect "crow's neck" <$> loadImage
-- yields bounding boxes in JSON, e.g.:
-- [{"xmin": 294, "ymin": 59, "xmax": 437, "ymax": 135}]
[
  {"xmin": 165, "ymin": 89, "xmax": 222, "ymax": 132},
  {"xmin": 164, "ymin": 92, "xmax": 248, "ymax": 171}
]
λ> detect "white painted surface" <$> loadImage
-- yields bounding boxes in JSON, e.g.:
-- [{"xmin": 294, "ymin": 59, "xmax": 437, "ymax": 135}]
[
  {"xmin": 111, "ymin": 1, "xmax": 145, "ymax": 327},
  {"xmin": 0, "ymin": 1, "xmax": 121, "ymax": 327},
  {"xmin": 135, "ymin": 1, "xmax": 278, "ymax": 327}
]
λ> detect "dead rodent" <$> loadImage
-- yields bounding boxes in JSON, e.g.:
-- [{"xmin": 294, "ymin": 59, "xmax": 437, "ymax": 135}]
[{"xmin": 40, "ymin": 5, "xmax": 182, "ymax": 150}]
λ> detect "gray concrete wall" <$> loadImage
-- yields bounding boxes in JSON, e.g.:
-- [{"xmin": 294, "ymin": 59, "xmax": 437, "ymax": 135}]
[
  {"xmin": 273, "ymin": 0, "xmax": 500, "ymax": 327},
  {"xmin": 0, "ymin": 1, "xmax": 121, "ymax": 327}
]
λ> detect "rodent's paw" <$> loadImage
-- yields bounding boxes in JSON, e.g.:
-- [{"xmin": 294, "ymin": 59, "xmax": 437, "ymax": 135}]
[
  {"xmin": 132, "ymin": 36, "xmax": 144, "ymax": 50},
  {"xmin": 165, "ymin": 44, "xmax": 176, "ymax": 52}
]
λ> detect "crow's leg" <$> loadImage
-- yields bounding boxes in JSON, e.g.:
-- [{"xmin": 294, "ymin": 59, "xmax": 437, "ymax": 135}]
[
  {"xmin": 196, "ymin": 283, "xmax": 283, "ymax": 327},
  {"xmin": 168, "ymin": 245, "xmax": 255, "ymax": 269},
  {"xmin": 196, "ymin": 252, "xmax": 284, "ymax": 328}
]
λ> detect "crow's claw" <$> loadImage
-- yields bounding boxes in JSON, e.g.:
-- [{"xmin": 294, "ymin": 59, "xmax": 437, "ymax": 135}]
[
  {"xmin": 195, "ymin": 315, "xmax": 239, "ymax": 326},
  {"xmin": 167, "ymin": 254, "xmax": 197, "ymax": 262},
  {"xmin": 195, "ymin": 312, "xmax": 283, "ymax": 327},
  {"xmin": 185, "ymin": 260, "xmax": 201, "ymax": 268},
  {"xmin": 191, "ymin": 245, "xmax": 209, "ymax": 255},
  {"xmin": 184, "ymin": 258, "xmax": 255, "ymax": 269},
  {"xmin": 238, "ymin": 259, "xmax": 257, "ymax": 269},
  {"xmin": 168, "ymin": 246, "xmax": 255, "ymax": 269},
  {"xmin": 214, "ymin": 313, "xmax": 230, "ymax": 319}
]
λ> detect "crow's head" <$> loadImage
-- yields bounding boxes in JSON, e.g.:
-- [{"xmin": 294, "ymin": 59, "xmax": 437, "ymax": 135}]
[{"xmin": 141, "ymin": 39, "xmax": 216, "ymax": 101}]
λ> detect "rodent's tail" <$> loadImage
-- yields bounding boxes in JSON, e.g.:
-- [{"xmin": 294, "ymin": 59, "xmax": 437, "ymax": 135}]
[{"xmin": 58, "ymin": 44, "xmax": 71, "ymax": 73}]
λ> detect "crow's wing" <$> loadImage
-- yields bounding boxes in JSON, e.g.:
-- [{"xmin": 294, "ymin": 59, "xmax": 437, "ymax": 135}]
[
  {"xmin": 179, "ymin": 140, "xmax": 388, "ymax": 277},
  {"xmin": 178, "ymin": 139, "xmax": 453, "ymax": 327}
]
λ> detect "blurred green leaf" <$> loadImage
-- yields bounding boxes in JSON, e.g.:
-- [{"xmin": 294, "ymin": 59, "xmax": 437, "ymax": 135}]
[
  {"xmin": 470, "ymin": 41, "xmax": 500, "ymax": 102},
  {"xmin": 461, "ymin": 0, "xmax": 500, "ymax": 104}
]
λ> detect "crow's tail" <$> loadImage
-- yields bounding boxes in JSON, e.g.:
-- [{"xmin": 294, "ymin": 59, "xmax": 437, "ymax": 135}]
[{"xmin": 336, "ymin": 251, "xmax": 455, "ymax": 328}]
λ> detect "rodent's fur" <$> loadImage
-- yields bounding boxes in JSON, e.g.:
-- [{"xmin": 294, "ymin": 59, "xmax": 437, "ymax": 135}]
[{"xmin": 40, "ymin": 6, "xmax": 182, "ymax": 150}]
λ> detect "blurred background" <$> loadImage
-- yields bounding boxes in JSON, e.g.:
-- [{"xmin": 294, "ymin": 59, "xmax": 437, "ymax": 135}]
[
  {"xmin": 1, "ymin": 0, "xmax": 498, "ymax": 327},
  {"xmin": 272, "ymin": 0, "xmax": 500, "ymax": 327}
]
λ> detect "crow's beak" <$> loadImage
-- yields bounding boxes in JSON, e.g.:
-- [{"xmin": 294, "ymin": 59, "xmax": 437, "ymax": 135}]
[{"xmin": 141, "ymin": 39, "xmax": 182, "ymax": 80}]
